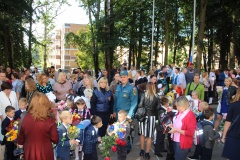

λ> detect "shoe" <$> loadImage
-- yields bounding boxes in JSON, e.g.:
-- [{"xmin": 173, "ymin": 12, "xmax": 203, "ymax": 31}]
[
  {"xmin": 139, "ymin": 150, "xmax": 145, "ymax": 157},
  {"xmin": 188, "ymin": 155, "xmax": 199, "ymax": 160},
  {"xmin": 127, "ymin": 149, "xmax": 131, "ymax": 154},
  {"xmin": 155, "ymin": 153, "xmax": 163, "ymax": 157},
  {"xmin": 145, "ymin": 153, "xmax": 150, "ymax": 160}
]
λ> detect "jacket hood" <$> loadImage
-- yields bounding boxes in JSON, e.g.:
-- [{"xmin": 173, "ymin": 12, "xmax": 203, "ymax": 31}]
[{"xmin": 200, "ymin": 119, "xmax": 214, "ymax": 127}]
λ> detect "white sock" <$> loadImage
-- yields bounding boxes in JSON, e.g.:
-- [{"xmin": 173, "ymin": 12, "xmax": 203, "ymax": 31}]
[
  {"xmin": 75, "ymin": 146, "xmax": 79, "ymax": 159},
  {"xmin": 209, "ymin": 97, "xmax": 212, "ymax": 104}
]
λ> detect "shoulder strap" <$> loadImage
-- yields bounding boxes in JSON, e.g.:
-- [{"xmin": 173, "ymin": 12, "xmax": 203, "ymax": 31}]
[
  {"xmin": 17, "ymin": 112, "xmax": 28, "ymax": 137},
  {"xmin": 188, "ymin": 82, "xmax": 192, "ymax": 91},
  {"xmin": 194, "ymin": 83, "xmax": 200, "ymax": 90}
]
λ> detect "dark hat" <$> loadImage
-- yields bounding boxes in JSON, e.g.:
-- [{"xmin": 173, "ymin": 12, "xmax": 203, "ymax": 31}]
[{"xmin": 120, "ymin": 70, "xmax": 128, "ymax": 76}]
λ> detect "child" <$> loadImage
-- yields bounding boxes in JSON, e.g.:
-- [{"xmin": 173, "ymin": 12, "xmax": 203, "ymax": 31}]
[
  {"xmin": 66, "ymin": 99, "xmax": 75, "ymax": 113},
  {"xmin": 188, "ymin": 101, "xmax": 210, "ymax": 160},
  {"xmin": 201, "ymin": 108, "xmax": 220, "ymax": 160},
  {"xmin": 191, "ymin": 91, "xmax": 201, "ymax": 112},
  {"xmin": 157, "ymin": 72, "xmax": 169, "ymax": 93},
  {"xmin": 56, "ymin": 111, "xmax": 79, "ymax": 160},
  {"xmin": 115, "ymin": 110, "xmax": 130, "ymax": 160},
  {"xmin": 1, "ymin": 106, "xmax": 16, "ymax": 160},
  {"xmin": 66, "ymin": 88, "xmax": 75, "ymax": 101},
  {"xmin": 167, "ymin": 84, "xmax": 179, "ymax": 101},
  {"xmin": 74, "ymin": 98, "xmax": 91, "ymax": 120},
  {"xmin": 157, "ymin": 84, "xmax": 166, "ymax": 97},
  {"xmin": 14, "ymin": 98, "xmax": 28, "ymax": 120},
  {"xmin": 82, "ymin": 115, "xmax": 102, "ymax": 160}
]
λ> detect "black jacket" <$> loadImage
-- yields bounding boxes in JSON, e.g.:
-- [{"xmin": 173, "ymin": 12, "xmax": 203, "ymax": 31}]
[
  {"xmin": 227, "ymin": 86, "xmax": 238, "ymax": 105},
  {"xmin": 1, "ymin": 117, "xmax": 11, "ymax": 145},
  {"xmin": 138, "ymin": 93, "xmax": 160, "ymax": 116}
]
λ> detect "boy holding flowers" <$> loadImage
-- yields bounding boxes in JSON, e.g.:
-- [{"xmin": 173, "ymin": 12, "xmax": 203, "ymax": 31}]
[{"xmin": 56, "ymin": 111, "xmax": 79, "ymax": 160}]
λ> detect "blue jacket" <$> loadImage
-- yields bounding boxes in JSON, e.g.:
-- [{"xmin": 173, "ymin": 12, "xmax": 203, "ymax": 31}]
[
  {"xmin": 14, "ymin": 110, "xmax": 25, "ymax": 120},
  {"xmin": 82, "ymin": 124, "xmax": 99, "ymax": 154},
  {"xmin": 114, "ymin": 82, "xmax": 138, "ymax": 118},
  {"xmin": 94, "ymin": 88, "xmax": 112, "ymax": 112},
  {"xmin": 56, "ymin": 124, "xmax": 71, "ymax": 159},
  {"xmin": 217, "ymin": 72, "xmax": 229, "ymax": 86}
]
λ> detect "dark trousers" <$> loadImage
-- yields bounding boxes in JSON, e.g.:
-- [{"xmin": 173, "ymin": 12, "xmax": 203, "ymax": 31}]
[
  {"xmin": 204, "ymin": 91, "xmax": 209, "ymax": 102},
  {"xmin": 5, "ymin": 141, "xmax": 16, "ymax": 160},
  {"xmin": 117, "ymin": 145, "xmax": 127, "ymax": 160},
  {"xmin": 193, "ymin": 145, "xmax": 202, "ymax": 157},
  {"xmin": 97, "ymin": 114, "xmax": 110, "ymax": 137},
  {"xmin": 155, "ymin": 130, "xmax": 165, "ymax": 154},
  {"xmin": 83, "ymin": 150, "xmax": 98, "ymax": 160},
  {"xmin": 166, "ymin": 134, "xmax": 174, "ymax": 160},
  {"xmin": 200, "ymin": 147, "xmax": 212, "ymax": 160},
  {"xmin": 173, "ymin": 142, "xmax": 189, "ymax": 160}
]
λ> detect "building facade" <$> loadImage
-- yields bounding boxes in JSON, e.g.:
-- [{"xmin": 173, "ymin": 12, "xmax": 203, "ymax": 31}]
[{"xmin": 49, "ymin": 23, "xmax": 87, "ymax": 69}]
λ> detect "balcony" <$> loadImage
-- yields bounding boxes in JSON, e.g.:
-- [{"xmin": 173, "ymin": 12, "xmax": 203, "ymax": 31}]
[{"xmin": 64, "ymin": 55, "xmax": 70, "ymax": 60}]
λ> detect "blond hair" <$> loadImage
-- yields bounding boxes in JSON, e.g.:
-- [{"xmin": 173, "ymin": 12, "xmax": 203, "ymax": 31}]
[
  {"xmin": 199, "ymin": 102, "xmax": 209, "ymax": 110},
  {"xmin": 145, "ymin": 82, "xmax": 157, "ymax": 101},
  {"xmin": 25, "ymin": 78, "xmax": 37, "ymax": 92},
  {"xmin": 175, "ymin": 96, "xmax": 190, "ymax": 109},
  {"xmin": 118, "ymin": 110, "xmax": 127, "ymax": 116},
  {"xmin": 57, "ymin": 72, "xmax": 66, "ymax": 83},
  {"xmin": 37, "ymin": 73, "xmax": 48, "ymax": 86},
  {"xmin": 225, "ymin": 77, "xmax": 232, "ymax": 84},
  {"xmin": 97, "ymin": 77, "xmax": 109, "ymax": 91},
  {"xmin": 19, "ymin": 98, "xmax": 27, "ymax": 105},
  {"xmin": 191, "ymin": 91, "xmax": 199, "ymax": 97},
  {"xmin": 202, "ymin": 72, "xmax": 208, "ymax": 78},
  {"xmin": 84, "ymin": 76, "xmax": 94, "ymax": 88},
  {"xmin": 59, "ymin": 110, "xmax": 72, "ymax": 121}
]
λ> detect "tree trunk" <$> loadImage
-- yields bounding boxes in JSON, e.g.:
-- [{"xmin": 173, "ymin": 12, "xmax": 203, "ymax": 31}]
[
  {"xmin": 155, "ymin": 22, "xmax": 160, "ymax": 65},
  {"xmin": 4, "ymin": 26, "xmax": 10, "ymax": 68},
  {"xmin": 231, "ymin": 15, "xmax": 236, "ymax": 69},
  {"xmin": 207, "ymin": 26, "xmax": 213, "ymax": 72},
  {"xmin": 28, "ymin": 0, "xmax": 33, "ymax": 68},
  {"xmin": 164, "ymin": 0, "xmax": 169, "ymax": 65},
  {"xmin": 196, "ymin": 0, "xmax": 208, "ymax": 73},
  {"xmin": 108, "ymin": 0, "xmax": 114, "ymax": 71},
  {"xmin": 137, "ymin": 8, "xmax": 144, "ymax": 69},
  {"xmin": 104, "ymin": 0, "xmax": 110, "ymax": 71},
  {"xmin": 129, "ymin": 11, "xmax": 136, "ymax": 69}
]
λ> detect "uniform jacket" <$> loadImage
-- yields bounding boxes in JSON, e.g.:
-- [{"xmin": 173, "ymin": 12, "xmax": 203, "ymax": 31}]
[
  {"xmin": 82, "ymin": 124, "xmax": 99, "ymax": 154},
  {"xmin": 114, "ymin": 82, "xmax": 138, "ymax": 118},
  {"xmin": 56, "ymin": 124, "xmax": 71, "ymax": 159},
  {"xmin": 1, "ymin": 117, "xmax": 11, "ymax": 145}
]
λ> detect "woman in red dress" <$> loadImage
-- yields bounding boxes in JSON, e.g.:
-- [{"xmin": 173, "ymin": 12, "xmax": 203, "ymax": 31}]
[{"xmin": 18, "ymin": 92, "xmax": 58, "ymax": 160}]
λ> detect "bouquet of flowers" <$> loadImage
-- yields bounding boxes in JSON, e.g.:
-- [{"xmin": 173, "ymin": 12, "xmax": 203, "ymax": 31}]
[
  {"xmin": 56, "ymin": 100, "xmax": 67, "ymax": 111},
  {"xmin": 216, "ymin": 86, "xmax": 223, "ymax": 101},
  {"xmin": 219, "ymin": 113, "xmax": 227, "ymax": 131},
  {"xmin": 67, "ymin": 126, "xmax": 80, "ymax": 149},
  {"xmin": 5, "ymin": 119, "xmax": 20, "ymax": 142},
  {"xmin": 72, "ymin": 112, "xmax": 82, "ymax": 126}
]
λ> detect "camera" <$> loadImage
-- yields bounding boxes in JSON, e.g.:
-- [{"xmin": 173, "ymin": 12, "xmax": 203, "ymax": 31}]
[{"xmin": 166, "ymin": 126, "xmax": 172, "ymax": 132}]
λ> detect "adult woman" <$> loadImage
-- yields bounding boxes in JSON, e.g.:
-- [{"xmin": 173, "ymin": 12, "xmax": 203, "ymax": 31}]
[
  {"xmin": 201, "ymin": 72, "xmax": 210, "ymax": 102},
  {"xmin": 168, "ymin": 96, "xmax": 196, "ymax": 160},
  {"xmin": 215, "ymin": 77, "xmax": 237, "ymax": 130},
  {"xmin": 36, "ymin": 73, "xmax": 53, "ymax": 94},
  {"xmin": 90, "ymin": 77, "xmax": 113, "ymax": 137},
  {"xmin": 222, "ymin": 88, "xmax": 240, "ymax": 160},
  {"xmin": 25, "ymin": 78, "xmax": 38, "ymax": 104},
  {"xmin": 0, "ymin": 82, "xmax": 19, "ymax": 121},
  {"xmin": 138, "ymin": 82, "xmax": 159, "ymax": 159},
  {"xmin": 78, "ymin": 76, "xmax": 95, "ymax": 100},
  {"xmin": 17, "ymin": 92, "xmax": 58, "ymax": 160},
  {"xmin": 53, "ymin": 72, "xmax": 72, "ymax": 102}
]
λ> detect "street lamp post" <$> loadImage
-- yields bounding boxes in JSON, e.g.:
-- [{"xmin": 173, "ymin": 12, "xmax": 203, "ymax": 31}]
[
  {"xmin": 189, "ymin": 0, "xmax": 196, "ymax": 64},
  {"xmin": 150, "ymin": 0, "xmax": 155, "ymax": 70}
]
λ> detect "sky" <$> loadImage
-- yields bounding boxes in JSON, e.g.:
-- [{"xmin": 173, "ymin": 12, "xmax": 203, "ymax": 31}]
[{"xmin": 54, "ymin": 0, "xmax": 89, "ymax": 28}]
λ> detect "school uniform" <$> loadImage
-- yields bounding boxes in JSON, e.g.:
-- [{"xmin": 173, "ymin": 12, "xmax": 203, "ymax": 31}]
[
  {"xmin": 82, "ymin": 124, "xmax": 99, "ymax": 160},
  {"xmin": 75, "ymin": 108, "xmax": 91, "ymax": 120},
  {"xmin": 1, "ymin": 116, "xmax": 16, "ymax": 160},
  {"xmin": 14, "ymin": 109, "xmax": 26, "ymax": 120},
  {"xmin": 56, "ymin": 124, "xmax": 71, "ymax": 160}
]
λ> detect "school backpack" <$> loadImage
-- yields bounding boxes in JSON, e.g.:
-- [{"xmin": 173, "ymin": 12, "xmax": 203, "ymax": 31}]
[
  {"xmin": 157, "ymin": 110, "xmax": 172, "ymax": 132},
  {"xmin": 77, "ymin": 119, "xmax": 91, "ymax": 145},
  {"xmin": 193, "ymin": 121, "xmax": 204, "ymax": 145}
]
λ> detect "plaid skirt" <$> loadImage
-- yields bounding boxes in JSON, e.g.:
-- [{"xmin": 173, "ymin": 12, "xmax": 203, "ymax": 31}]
[{"xmin": 139, "ymin": 116, "xmax": 156, "ymax": 138}]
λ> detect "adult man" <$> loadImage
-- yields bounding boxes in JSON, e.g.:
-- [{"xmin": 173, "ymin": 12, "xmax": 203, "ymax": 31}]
[
  {"xmin": 114, "ymin": 70, "xmax": 138, "ymax": 153},
  {"xmin": 12, "ymin": 73, "xmax": 24, "ymax": 100},
  {"xmin": 185, "ymin": 74, "xmax": 205, "ymax": 101},
  {"xmin": 130, "ymin": 65, "xmax": 137, "ymax": 80},
  {"xmin": 186, "ymin": 63, "xmax": 198, "ymax": 84},
  {"xmin": 176, "ymin": 68, "xmax": 187, "ymax": 95},
  {"xmin": 135, "ymin": 70, "xmax": 144, "ymax": 87},
  {"xmin": 172, "ymin": 67, "xmax": 180, "ymax": 85},
  {"xmin": 50, "ymin": 66, "xmax": 58, "ymax": 81},
  {"xmin": 110, "ymin": 65, "xmax": 117, "ymax": 81},
  {"xmin": 217, "ymin": 68, "xmax": 230, "ymax": 86},
  {"xmin": 0, "ymin": 71, "xmax": 6, "ymax": 90},
  {"xmin": 100, "ymin": 69, "xmax": 111, "ymax": 85},
  {"xmin": 137, "ymin": 75, "xmax": 157, "ymax": 93}
]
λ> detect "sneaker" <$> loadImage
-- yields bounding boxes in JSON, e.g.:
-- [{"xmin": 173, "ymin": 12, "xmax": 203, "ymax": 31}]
[
  {"xmin": 188, "ymin": 155, "xmax": 199, "ymax": 160},
  {"xmin": 145, "ymin": 153, "xmax": 150, "ymax": 160}
]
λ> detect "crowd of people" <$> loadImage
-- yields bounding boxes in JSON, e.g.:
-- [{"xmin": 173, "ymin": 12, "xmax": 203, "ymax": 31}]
[{"xmin": 0, "ymin": 63, "xmax": 240, "ymax": 160}]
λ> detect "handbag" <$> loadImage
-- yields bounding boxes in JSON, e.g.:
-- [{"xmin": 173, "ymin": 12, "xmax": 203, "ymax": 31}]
[{"xmin": 13, "ymin": 112, "xmax": 28, "ymax": 156}]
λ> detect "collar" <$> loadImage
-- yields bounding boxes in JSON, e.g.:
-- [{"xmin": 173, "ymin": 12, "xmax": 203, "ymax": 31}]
[
  {"xmin": 7, "ymin": 116, "xmax": 13, "ymax": 121},
  {"xmin": 119, "ymin": 119, "xmax": 126, "ymax": 124},
  {"xmin": 62, "ymin": 123, "xmax": 69, "ymax": 130},
  {"xmin": 137, "ymin": 76, "xmax": 142, "ymax": 80},
  {"xmin": 93, "ymin": 126, "xmax": 98, "ymax": 132},
  {"xmin": 161, "ymin": 105, "xmax": 168, "ymax": 111},
  {"xmin": 21, "ymin": 110, "xmax": 26, "ymax": 112},
  {"xmin": 204, "ymin": 119, "xmax": 214, "ymax": 124}
]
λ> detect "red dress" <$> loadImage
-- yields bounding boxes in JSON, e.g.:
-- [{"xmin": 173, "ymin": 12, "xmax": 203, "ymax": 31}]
[{"xmin": 18, "ymin": 114, "xmax": 59, "ymax": 160}]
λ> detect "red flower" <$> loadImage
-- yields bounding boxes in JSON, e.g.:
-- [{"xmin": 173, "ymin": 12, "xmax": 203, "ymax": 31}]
[
  {"xmin": 116, "ymin": 138, "xmax": 122, "ymax": 145},
  {"xmin": 111, "ymin": 145, "xmax": 117, "ymax": 152},
  {"xmin": 105, "ymin": 157, "xmax": 111, "ymax": 160},
  {"xmin": 120, "ymin": 140, "xmax": 127, "ymax": 146}
]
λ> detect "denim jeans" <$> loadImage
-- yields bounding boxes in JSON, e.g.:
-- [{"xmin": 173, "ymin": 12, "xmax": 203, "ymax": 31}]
[{"xmin": 173, "ymin": 142, "xmax": 190, "ymax": 160}]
